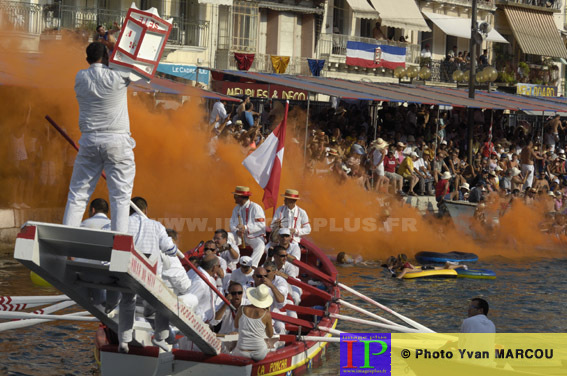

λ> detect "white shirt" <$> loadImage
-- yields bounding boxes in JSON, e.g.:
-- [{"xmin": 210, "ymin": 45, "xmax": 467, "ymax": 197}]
[
  {"xmin": 461, "ymin": 314, "xmax": 496, "ymax": 333},
  {"xmin": 230, "ymin": 267, "xmax": 255, "ymax": 291},
  {"xmin": 161, "ymin": 254, "xmax": 191, "ymax": 295},
  {"xmin": 218, "ymin": 241, "xmax": 240, "ymax": 271},
  {"xmin": 279, "ymin": 260, "xmax": 298, "ymax": 279},
  {"xmin": 210, "ymin": 306, "xmax": 237, "ymax": 334},
  {"xmin": 271, "ymin": 205, "xmax": 311, "ymax": 244},
  {"xmin": 230, "ymin": 200, "xmax": 266, "ymax": 242},
  {"xmin": 75, "ymin": 63, "xmax": 130, "ymax": 134},
  {"xmin": 269, "ymin": 275, "xmax": 289, "ymax": 310},
  {"xmin": 186, "ymin": 267, "xmax": 219, "ymax": 322},
  {"xmin": 209, "ymin": 101, "xmax": 227, "ymax": 125},
  {"xmin": 284, "ymin": 243, "xmax": 301, "ymax": 277},
  {"xmin": 80, "ymin": 212, "xmax": 111, "ymax": 229}
]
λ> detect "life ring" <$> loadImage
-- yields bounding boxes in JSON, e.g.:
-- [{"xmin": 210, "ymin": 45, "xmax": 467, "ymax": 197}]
[{"xmin": 415, "ymin": 251, "xmax": 478, "ymax": 264}]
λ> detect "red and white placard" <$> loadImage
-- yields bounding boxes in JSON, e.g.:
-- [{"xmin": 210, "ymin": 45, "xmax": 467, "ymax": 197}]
[{"xmin": 110, "ymin": 3, "xmax": 172, "ymax": 81}]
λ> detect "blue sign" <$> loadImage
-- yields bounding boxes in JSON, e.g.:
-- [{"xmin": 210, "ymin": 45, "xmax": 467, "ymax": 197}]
[{"xmin": 157, "ymin": 63, "xmax": 210, "ymax": 85}]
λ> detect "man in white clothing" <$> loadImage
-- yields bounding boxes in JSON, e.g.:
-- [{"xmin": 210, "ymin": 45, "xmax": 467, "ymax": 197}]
[
  {"xmin": 80, "ymin": 198, "xmax": 111, "ymax": 229},
  {"xmin": 211, "ymin": 282, "xmax": 243, "ymax": 335},
  {"xmin": 63, "ymin": 42, "xmax": 135, "ymax": 233},
  {"xmin": 213, "ymin": 229, "xmax": 240, "ymax": 271},
  {"xmin": 209, "ymin": 100, "xmax": 227, "ymax": 128},
  {"xmin": 185, "ymin": 254, "xmax": 223, "ymax": 323},
  {"xmin": 229, "ymin": 256, "xmax": 255, "ymax": 291},
  {"xmin": 277, "ymin": 228, "xmax": 301, "ymax": 278},
  {"xmin": 461, "ymin": 298, "xmax": 495, "ymax": 333},
  {"xmin": 229, "ymin": 186, "xmax": 266, "ymax": 267},
  {"xmin": 271, "ymin": 189, "xmax": 310, "ymax": 244},
  {"xmin": 110, "ymin": 197, "xmax": 179, "ymax": 354},
  {"xmin": 273, "ymin": 246, "xmax": 302, "ymax": 305}
]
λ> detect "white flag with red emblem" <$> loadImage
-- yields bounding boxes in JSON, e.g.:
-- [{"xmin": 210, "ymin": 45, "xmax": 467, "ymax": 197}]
[{"xmin": 243, "ymin": 101, "xmax": 289, "ymax": 209}]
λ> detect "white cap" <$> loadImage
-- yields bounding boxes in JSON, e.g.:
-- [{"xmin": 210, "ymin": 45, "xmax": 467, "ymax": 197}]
[
  {"xmin": 279, "ymin": 228, "xmax": 291, "ymax": 236},
  {"xmin": 239, "ymin": 256, "xmax": 253, "ymax": 267}
]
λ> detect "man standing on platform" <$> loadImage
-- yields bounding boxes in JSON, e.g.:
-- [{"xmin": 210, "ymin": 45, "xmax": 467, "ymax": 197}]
[
  {"xmin": 230, "ymin": 186, "xmax": 266, "ymax": 267},
  {"xmin": 63, "ymin": 42, "xmax": 135, "ymax": 233},
  {"xmin": 271, "ymin": 189, "xmax": 310, "ymax": 244}
]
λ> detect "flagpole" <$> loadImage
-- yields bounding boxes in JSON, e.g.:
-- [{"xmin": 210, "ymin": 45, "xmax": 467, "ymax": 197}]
[{"xmin": 304, "ymin": 94, "xmax": 311, "ymax": 170}]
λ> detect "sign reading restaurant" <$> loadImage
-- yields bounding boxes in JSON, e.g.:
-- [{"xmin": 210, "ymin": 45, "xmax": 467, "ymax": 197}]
[
  {"xmin": 516, "ymin": 83, "xmax": 557, "ymax": 97},
  {"xmin": 212, "ymin": 81, "xmax": 308, "ymax": 101}
]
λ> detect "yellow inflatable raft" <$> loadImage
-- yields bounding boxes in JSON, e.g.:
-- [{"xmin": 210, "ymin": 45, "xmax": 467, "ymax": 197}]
[{"xmin": 402, "ymin": 268, "xmax": 458, "ymax": 279}]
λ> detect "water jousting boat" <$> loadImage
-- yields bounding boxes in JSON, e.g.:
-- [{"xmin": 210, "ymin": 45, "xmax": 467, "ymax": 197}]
[{"xmin": 13, "ymin": 222, "xmax": 340, "ymax": 376}]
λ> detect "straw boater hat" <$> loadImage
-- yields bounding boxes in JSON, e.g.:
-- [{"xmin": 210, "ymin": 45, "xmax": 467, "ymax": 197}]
[
  {"xmin": 460, "ymin": 183, "xmax": 470, "ymax": 191},
  {"xmin": 327, "ymin": 148, "xmax": 339, "ymax": 156},
  {"xmin": 232, "ymin": 186, "xmax": 252, "ymax": 196},
  {"xmin": 282, "ymin": 189, "xmax": 300, "ymax": 200},
  {"xmin": 372, "ymin": 138, "xmax": 388, "ymax": 150},
  {"xmin": 246, "ymin": 284, "xmax": 273, "ymax": 309},
  {"xmin": 441, "ymin": 171, "xmax": 452, "ymax": 180}
]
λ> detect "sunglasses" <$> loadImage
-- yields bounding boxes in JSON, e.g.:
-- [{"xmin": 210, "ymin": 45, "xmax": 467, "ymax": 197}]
[
  {"xmin": 277, "ymin": 254, "xmax": 287, "ymax": 258},
  {"xmin": 229, "ymin": 291, "xmax": 243, "ymax": 295},
  {"xmin": 255, "ymin": 274, "xmax": 267, "ymax": 278},
  {"xmin": 204, "ymin": 247, "xmax": 216, "ymax": 251}
]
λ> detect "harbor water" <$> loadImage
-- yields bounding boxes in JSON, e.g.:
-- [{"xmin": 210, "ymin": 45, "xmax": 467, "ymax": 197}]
[{"xmin": 1, "ymin": 246, "xmax": 566, "ymax": 375}]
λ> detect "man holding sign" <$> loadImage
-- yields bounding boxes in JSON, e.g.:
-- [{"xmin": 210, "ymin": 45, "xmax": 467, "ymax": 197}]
[{"xmin": 62, "ymin": 42, "xmax": 135, "ymax": 233}]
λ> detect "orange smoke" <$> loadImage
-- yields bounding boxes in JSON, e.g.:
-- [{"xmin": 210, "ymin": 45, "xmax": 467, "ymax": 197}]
[{"xmin": 1, "ymin": 36, "xmax": 563, "ymax": 261}]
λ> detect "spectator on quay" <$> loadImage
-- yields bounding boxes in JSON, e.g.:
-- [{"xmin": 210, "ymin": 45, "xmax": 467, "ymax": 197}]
[
  {"xmin": 520, "ymin": 140, "xmax": 542, "ymax": 189},
  {"xmin": 479, "ymin": 49, "xmax": 489, "ymax": 68},
  {"xmin": 94, "ymin": 23, "xmax": 118, "ymax": 54},
  {"xmin": 397, "ymin": 151, "xmax": 420, "ymax": 196},
  {"xmin": 435, "ymin": 171, "xmax": 452, "ymax": 202},
  {"xmin": 372, "ymin": 21, "xmax": 386, "ymax": 40},
  {"xmin": 420, "ymin": 44, "xmax": 432, "ymax": 59},
  {"xmin": 384, "ymin": 147, "xmax": 404, "ymax": 194}
]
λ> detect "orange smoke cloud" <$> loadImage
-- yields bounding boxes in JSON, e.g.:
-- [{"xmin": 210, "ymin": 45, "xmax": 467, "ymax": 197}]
[{"xmin": 1, "ymin": 36, "xmax": 564, "ymax": 262}]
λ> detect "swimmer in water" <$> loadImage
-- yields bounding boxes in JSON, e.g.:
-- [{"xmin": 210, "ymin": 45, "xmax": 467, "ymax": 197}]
[
  {"xmin": 387, "ymin": 253, "xmax": 467, "ymax": 279},
  {"xmin": 336, "ymin": 252, "xmax": 378, "ymax": 266}
]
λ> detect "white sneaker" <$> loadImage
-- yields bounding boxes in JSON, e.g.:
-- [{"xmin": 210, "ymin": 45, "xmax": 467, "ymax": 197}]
[
  {"xmin": 118, "ymin": 342, "xmax": 129, "ymax": 354},
  {"xmin": 152, "ymin": 338, "xmax": 170, "ymax": 352}
]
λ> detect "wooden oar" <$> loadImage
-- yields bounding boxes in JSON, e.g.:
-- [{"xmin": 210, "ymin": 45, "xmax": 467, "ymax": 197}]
[
  {"xmin": 0, "ymin": 295, "xmax": 70, "ymax": 305},
  {"xmin": 0, "ymin": 311, "xmax": 96, "ymax": 322},
  {"xmin": 338, "ymin": 282, "xmax": 434, "ymax": 333},
  {"xmin": 337, "ymin": 299, "xmax": 408, "ymax": 328},
  {"xmin": 330, "ymin": 313, "xmax": 422, "ymax": 333}
]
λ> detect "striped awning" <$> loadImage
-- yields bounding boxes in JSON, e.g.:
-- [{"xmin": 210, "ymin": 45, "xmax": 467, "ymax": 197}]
[
  {"xmin": 197, "ymin": 0, "xmax": 233, "ymax": 5},
  {"xmin": 370, "ymin": 0, "xmax": 430, "ymax": 32},
  {"xmin": 503, "ymin": 5, "xmax": 567, "ymax": 59},
  {"xmin": 346, "ymin": 0, "xmax": 379, "ymax": 19}
]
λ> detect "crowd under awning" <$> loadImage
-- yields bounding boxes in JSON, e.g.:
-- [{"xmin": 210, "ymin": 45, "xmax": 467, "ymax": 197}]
[
  {"xmin": 208, "ymin": 69, "xmax": 567, "ymax": 112},
  {"xmin": 370, "ymin": 0, "xmax": 430, "ymax": 32},
  {"xmin": 502, "ymin": 5, "xmax": 567, "ymax": 59},
  {"xmin": 422, "ymin": 12, "xmax": 508, "ymax": 43}
]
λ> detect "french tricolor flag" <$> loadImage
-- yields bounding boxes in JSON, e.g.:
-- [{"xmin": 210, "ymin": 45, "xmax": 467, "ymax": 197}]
[{"xmin": 346, "ymin": 41, "xmax": 406, "ymax": 70}]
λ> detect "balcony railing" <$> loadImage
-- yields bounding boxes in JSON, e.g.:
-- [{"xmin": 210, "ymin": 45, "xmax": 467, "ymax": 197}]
[
  {"xmin": 317, "ymin": 33, "xmax": 421, "ymax": 66},
  {"xmin": 0, "ymin": 2, "xmax": 209, "ymax": 48},
  {"xmin": 225, "ymin": 51, "xmax": 311, "ymax": 75},
  {"xmin": 497, "ymin": 0, "xmax": 562, "ymax": 10},
  {"xmin": 0, "ymin": 1, "xmax": 44, "ymax": 34},
  {"xmin": 428, "ymin": 0, "xmax": 496, "ymax": 10}
]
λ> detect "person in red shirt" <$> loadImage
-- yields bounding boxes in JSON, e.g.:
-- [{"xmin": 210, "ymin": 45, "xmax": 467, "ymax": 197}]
[
  {"xmin": 383, "ymin": 147, "xmax": 404, "ymax": 194},
  {"xmin": 435, "ymin": 171, "xmax": 452, "ymax": 202}
]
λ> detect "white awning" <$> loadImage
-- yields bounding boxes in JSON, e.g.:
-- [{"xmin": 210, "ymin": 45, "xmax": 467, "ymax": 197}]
[
  {"xmin": 258, "ymin": 2, "xmax": 324, "ymax": 14},
  {"xmin": 346, "ymin": 0, "xmax": 379, "ymax": 19},
  {"xmin": 423, "ymin": 12, "xmax": 508, "ymax": 43},
  {"xmin": 198, "ymin": 0, "xmax": 233, "ymax": 5},
  {"xmin": 369, "ymin": 0, "xmax": 430, "ymax": 32}
]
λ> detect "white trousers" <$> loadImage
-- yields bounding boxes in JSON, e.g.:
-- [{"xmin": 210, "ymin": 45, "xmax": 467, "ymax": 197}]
[
  {"xmin": 246, "ymin": 236, "xmax": 266, "ymax": 267},
  {"xmin": 521, "ymin": 164, "xmax": 534, "ymax": 190},
  {"xmin": 117, "ymin": 292, "xmax": 136, "ymax": 345},
  {"xmin": 63, "ymin": 133, "xmax": 135, "ymax": 233}
]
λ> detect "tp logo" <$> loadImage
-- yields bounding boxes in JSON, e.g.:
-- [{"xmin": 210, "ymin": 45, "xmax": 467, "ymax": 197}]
[{"xmin": 340, "ymin": 333, "xmax": 391, "ymax": 375}]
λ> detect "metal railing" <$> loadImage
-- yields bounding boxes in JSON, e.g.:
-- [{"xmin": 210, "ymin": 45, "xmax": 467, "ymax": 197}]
[
  {"xmin": 497, "ymin": 0, "xmax": 562, "ymax": 10},
  {"xmin": 429, "ymin": 0, "xmax": 496, "ymax": 10},
  {"xmin": 0, "ymin": 1, "xmax": 44, "ymax": 34},
  {"xmin": 0, "ymin": 2, "xmax": 209, "ymax": 48},
  {"xmin": 225, "ymin": 51, "xmax": 311, "ymax": 75},
  {"xmin": 317, "ymin": 33, "xmax": 421, "ymax": 65}
]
